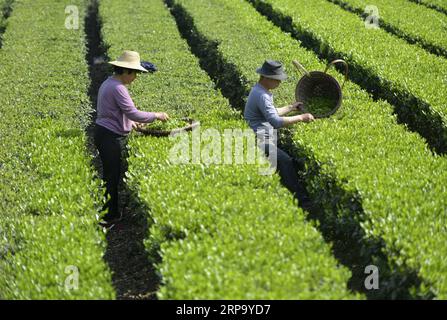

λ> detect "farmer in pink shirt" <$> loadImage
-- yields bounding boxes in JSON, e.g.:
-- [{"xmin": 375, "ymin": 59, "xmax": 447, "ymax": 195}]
[{"xmin": 94, "ymin": 50, "xmax": 169, "ymax": 222}]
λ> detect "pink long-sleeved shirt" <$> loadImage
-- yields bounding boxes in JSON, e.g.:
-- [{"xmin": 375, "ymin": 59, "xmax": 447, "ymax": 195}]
[{"xmin": 96, "ymin": 77, "xmax": 156, "ymax": 135}]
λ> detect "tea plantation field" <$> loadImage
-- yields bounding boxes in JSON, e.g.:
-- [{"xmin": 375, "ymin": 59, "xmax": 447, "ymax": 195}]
[{"xmin": 0, "ymin": 0, "xmax": 446, "ymax": 300}]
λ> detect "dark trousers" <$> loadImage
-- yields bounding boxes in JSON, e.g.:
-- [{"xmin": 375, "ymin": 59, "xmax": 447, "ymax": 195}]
[
  {"xmin": 94, "ymin": 124, "xmax": 128, "ymax": 220},
  {"xmin": 260, "ymin": 142, "xmax": 307, "ymax": 199}
]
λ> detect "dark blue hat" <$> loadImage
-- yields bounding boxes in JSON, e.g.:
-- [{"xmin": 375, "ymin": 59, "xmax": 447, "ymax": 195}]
[
  {"xmin": 140, "ymin": 61, "xmax": 157, "ymax": 73},
  {"xmin": 256, "ymin": 60, "xmax": 288, "ymax": 81}
]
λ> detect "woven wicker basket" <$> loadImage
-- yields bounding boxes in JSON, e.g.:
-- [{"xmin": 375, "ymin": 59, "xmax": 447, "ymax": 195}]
[
  {"xmin": 293, "ymin": 59, "xmax": 348, "ymax": 119},
  {"xmin": 135, "ymin": 118, "xmax": 200, "ymax": 137}
]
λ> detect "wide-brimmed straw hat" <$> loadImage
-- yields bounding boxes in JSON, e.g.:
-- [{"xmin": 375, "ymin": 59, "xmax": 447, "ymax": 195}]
[
  {"xmin": 109, "ymin": 50, "xmax": 148, "ymax": 72},
  {"xmin": 256, "ymin": 60, "xmax": 288, "ymax": 81}
]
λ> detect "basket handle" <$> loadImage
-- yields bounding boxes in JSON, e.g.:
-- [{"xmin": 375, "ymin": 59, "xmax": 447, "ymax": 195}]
[
  {"xmin": 324, "ymin": 59, "xmax": 349, "ymax": 89},
  {"xmin": 292, "ymin": 60, "xmax": 311, "ymax": 77}
]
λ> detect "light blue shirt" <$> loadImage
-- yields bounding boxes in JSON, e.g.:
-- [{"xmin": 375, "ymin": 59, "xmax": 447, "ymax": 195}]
[{"xmin": 244, "ymin": 83, "xmax": 283, "ymax": 140}]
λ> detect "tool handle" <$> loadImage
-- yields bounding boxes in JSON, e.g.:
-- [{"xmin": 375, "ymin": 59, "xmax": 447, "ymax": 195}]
[
  {"xmin": 324, "ymin": 59, "xmax": 349, "ymax": 89},
  {"xmin": 292, "ymin": 60, "xmax": 311, "ymax": 77}
]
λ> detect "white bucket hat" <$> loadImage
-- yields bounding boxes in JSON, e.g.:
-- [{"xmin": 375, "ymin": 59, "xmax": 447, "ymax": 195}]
[{"xmin": 109, "ymin": 50, "xmax": 148, "ymax": 72}]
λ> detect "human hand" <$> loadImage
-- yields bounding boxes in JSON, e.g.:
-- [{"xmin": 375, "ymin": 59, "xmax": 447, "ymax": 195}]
[
  {"xmin": 298, "ymin": 113, "xmax": 315, "ymax": 122},
  {"xmin": 155, "ymin": 112, "xmax": 169, "ymax": 122},
  {"xmin": 291, "ymin": 101, "xmax": 305, "ymax": 112},
  {"xmin": 132, "ymin": 122, "xmax": 145, "ymax": 130}
]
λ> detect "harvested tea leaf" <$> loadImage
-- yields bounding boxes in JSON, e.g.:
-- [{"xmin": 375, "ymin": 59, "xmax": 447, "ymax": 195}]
[
  {"xmin": 146, "ymin": 118, "xmax": 189, "ymax": 131},
  {"xmin": 304, "ymin": 96, "xmax": 334, "ymax": 116}
]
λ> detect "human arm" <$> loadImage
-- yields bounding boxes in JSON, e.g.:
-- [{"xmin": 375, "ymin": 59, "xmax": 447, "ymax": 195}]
[
  {"xmin": 132, "ymin": 112, "xmax": 169, "ymax": 129},
  {"xmin": 281, "ymin": 113, "xmax": 315, "ymax": 127},
  {"xmin": 276, "ymin": 101, "xmax": 305, "ymax": 116},
  {"xmin": 114, "ymin": 85, "xmax": 164, "ymax": 123},
  {"xmin": 259, "ymin": 95, "xmax": 313, "ymax": 128},
  {"xmin": 258, "ymin": 95, "xmax": 285, "ymax": 129}
]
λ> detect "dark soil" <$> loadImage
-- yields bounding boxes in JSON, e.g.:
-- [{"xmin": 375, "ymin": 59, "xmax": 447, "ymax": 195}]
[{"xmin": 84, "ymin": 0, "xmax": 160, "ymax": 300}]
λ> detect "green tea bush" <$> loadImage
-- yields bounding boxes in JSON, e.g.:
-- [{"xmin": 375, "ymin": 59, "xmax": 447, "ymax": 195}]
[
  {"xmin": 143, "ymin": 118, "xmax": 189, "ymax": 132},
  {"xmin": 328, "ymin": 0, "xmax": 447, "ymax": 58},
  {"xmin": 172, "ymin": 0, "xmax": 447, "ymax": 298},
  {"xmin": 99, "ymin": 0, "xmax": 359, "ymax": 299},
  {"xmin": 409, "ymin": 0, "xmax": 447, "ymax": 14},
  {"xmin": 0, "ymin": 0, "xmax": 114, "ymax": 299},
  {"xmin": 0, "ymin": 0, "xmax": 14, "ymax": 47}
]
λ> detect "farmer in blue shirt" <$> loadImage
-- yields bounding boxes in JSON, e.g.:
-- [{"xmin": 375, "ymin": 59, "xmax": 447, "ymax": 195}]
[{"xmin": 244, "ymin": 60, "xmax": 314, "ymax": 201}]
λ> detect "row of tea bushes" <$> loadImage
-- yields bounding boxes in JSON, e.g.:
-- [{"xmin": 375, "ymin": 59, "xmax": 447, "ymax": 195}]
[
  {"xmin": 409, "ymin": 0, "xmax": 447, "ymax": 14},
  {"xmin": 172, "ymin": 0, "xmax": 447, "ymax": 298},
  {"xmin": 98, "ymin": 0, "xmax": 359, "ymax": 299},
  {"xmin": 0, "ymin": 0, "xmax": 14, "ymax": 46},
  {"xmin": 0, "ymin": 0, "xmax": 114, "ymax": 299},
  {"xmin": 327, "ymin": 0, "xmax": 447, "ymax": 57}
]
